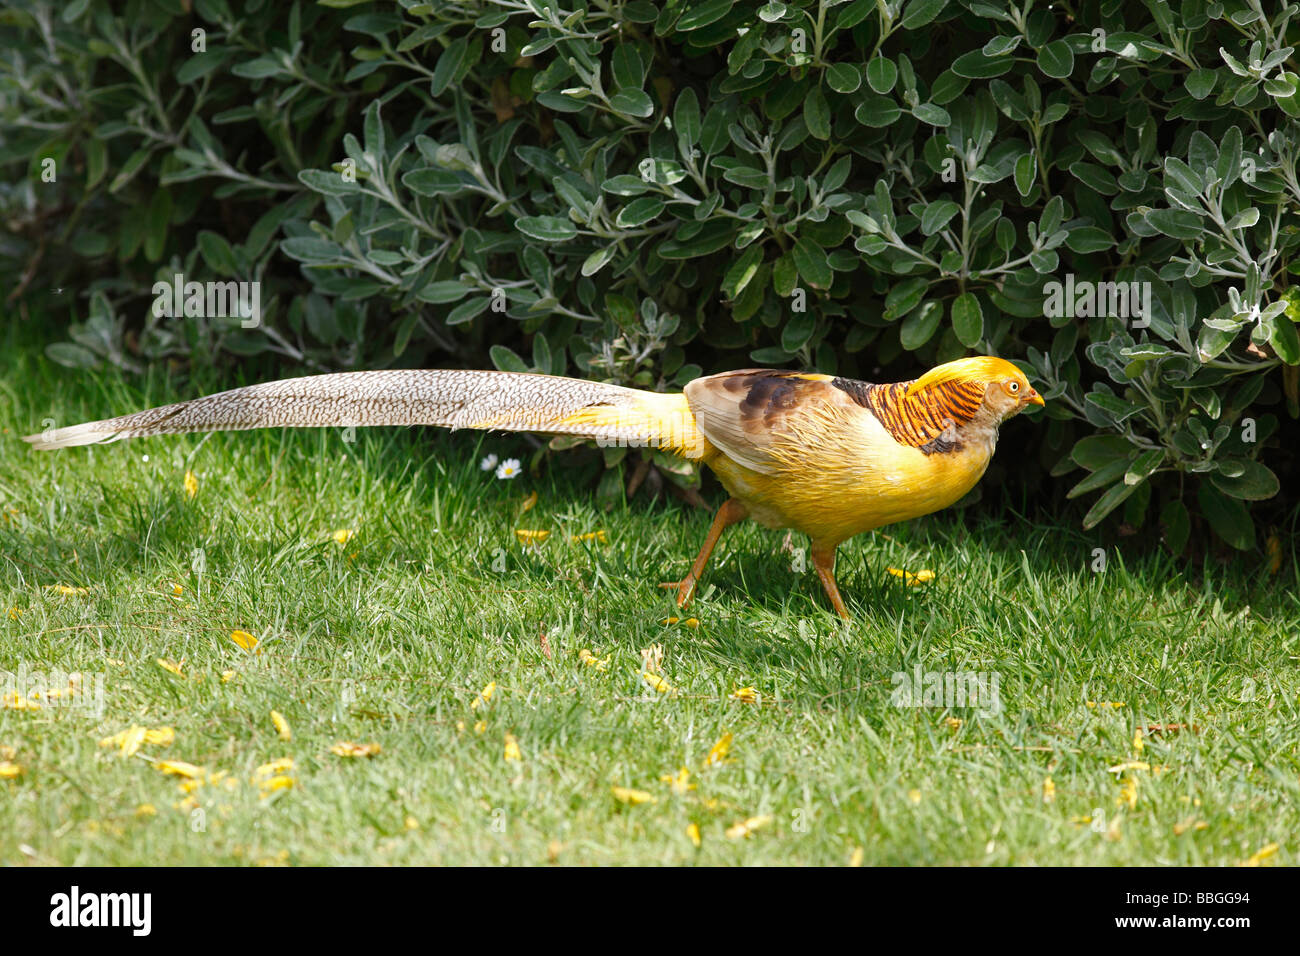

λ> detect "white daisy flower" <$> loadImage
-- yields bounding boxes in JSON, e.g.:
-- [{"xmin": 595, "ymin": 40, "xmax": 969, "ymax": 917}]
[
  {"xmin": 495, "ymin": 458, "xmax": 522, "ymax": 480},
  {"xmin": 480, "ymin": 453, "xmax": 499, "ymax": 472}
]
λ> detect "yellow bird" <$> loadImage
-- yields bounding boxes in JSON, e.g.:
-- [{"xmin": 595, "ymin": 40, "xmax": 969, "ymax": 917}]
[{"xmin": 24, "ymin": 354, "xmax": 1042, "ymax": 618}]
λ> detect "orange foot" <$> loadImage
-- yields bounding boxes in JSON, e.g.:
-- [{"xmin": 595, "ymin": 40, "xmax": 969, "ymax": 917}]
[{"xmin": 658, "ymin": 578, "xmax": 697, "ymax": 607}]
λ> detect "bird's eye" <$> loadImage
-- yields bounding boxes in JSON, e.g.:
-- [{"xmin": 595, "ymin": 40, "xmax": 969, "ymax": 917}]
[{"xmin": 1008, "ymin": 381, "xmax": 1020, "ymax": 393}]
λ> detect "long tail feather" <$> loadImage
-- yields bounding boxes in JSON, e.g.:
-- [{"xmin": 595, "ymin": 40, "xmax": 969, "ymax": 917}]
[{"xmin": 23, "ymin": 370, "xmax": 704, "ymax": 457}]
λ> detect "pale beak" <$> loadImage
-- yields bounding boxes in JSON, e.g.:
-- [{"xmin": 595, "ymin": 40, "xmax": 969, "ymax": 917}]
[{"xmin": 1025, "ymin": 387, "xmax": 1044, "ymax": 407}]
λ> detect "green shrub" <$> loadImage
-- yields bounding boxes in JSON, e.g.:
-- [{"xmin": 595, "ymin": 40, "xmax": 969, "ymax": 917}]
[{"xmin": 3, "ymin": 0, "xmax": 1298, "ymax": 550}]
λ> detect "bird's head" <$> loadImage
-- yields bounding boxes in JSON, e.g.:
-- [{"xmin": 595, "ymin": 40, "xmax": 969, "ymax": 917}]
[{"xmin": 907, "ymin": 355, "xmax": 1044, "ymax": 422}]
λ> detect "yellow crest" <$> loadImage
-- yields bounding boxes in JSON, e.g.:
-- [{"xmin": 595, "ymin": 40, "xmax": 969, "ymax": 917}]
[{"xmin": 905, "ymin": 356, "xmax": 1026, "ymax": 396}]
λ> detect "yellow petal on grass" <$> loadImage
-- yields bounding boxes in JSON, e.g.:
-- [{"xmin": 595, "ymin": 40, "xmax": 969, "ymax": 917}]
[
  {"xmin": 503, "ymin": 733, "xmax": 522, "ymax": 762},
  {"xmin": 230, "ymin": 629, "xmax": 260, "ymax": 653},
  {"xmin": 99, "ymin": 725, "xmax": 147, "ymax": 757},
  {"xmin": 206, "ymin": 770, "xmax": 239, "ymax": 792},
  {"xmin": 183, "ymin": 470, "xmax": 199, "ymax": 499},
  {"xmin": 886, "ymin": 567, "xmax": 934, "ymax": 585},
  {"xmin": 1117, "ymin": 775, "xmax": 1139, "ymax": 811},
  {"xmin": 577, "ymin": 649, "xmax": 609, "ymax": 671},
  {"xmin": 170, "ymin": 583, "xmax": 184, "ymax": 596},
  {"xmin": 471, "ymin": 681, "xmax": 496, "ymax": 710},
  {"xmin": 254, "ymin": 757, "xmax": 295, "ymax": 777},
  {"xmin": 135, "ymin": 804, "xmax": 157, "ymax": 817},
  {"xmin": 0, "ymin": 761, "xmax": 22, "ymax": 779},
  {"xmin": 611, "ymin": 786, "xmax": 657, "ymax": 805},
  {"xmin": 8, "ymin": 606, "xmax": 23, "ymax": 619},
  {"xmin": 703, "ymin": 732, "xmax": 732, "ymax": 768},
  {"xmin": 907, "ymin": 788, "xmax": 922, "ymax": 805},
  {"xmin": 730, "ymin": 686, "xmax": 757, "ymax": 703},
  {"xmin": 1042, "ymin": 777, "xmax": 1056, "ymax": 804},
  {"xmin": 331, "ymin": 528, "xmax": 355, "ymax": 546},
  {"xmin": 153, "ymin": 760, "xmax": 204, "ymax": 779},
  {"xmin": 520, "ymin": 491, "xmax": 538, "ymax": 513},
  {"xmin": 570, "ymin": 530, "xmax": 608, "ymax": 544},
  {"xmin": 849, "ymin": 847, "xmax": 864, "ymax": 867},
  {"xmin": 1241, "ymin": 842, "xmax": 1279, "ymax": 867},
  {"xmin": 473, "ymin": 720, "xmax": 486, "ymax": 734},
  {"xmin": 660, "ymin": 767, "xmax": 695, "ymax": 794},
  {"xmin": 330, "ymin": 741, "xmax": 381, "ymax": 759},
  {"xmin": 659, "ymin": 616, "xmax": 700, "ymax": 628},
  {"xmin": 156, "ymin": 658, "xmax": 185, "ymax": 677},
  {"xmin": 725, "ymin": 815, "xmax": 773, "ymax": 839},
  {"xmin": 271, "ymin": 710, "xmax": 291, "ymax": 741},
  {"xmin": 1173, "ymin": 818, "xmax": 1208, "ymax": 836},
  {"xmin": 642, "ymin": 671, "xmax": 674, "ymax": 695},
  {"xmin": 514, "ymin": 529, "xmax": 550, "ymax": 545},
  {"xmin": 258, "ymin": 775, "xmax": 295, "ymax": 796},
  {"xmin": 46, "ymin": 584, "xmax": 89, "ymax": 596},
  {"xmin": 221, "ymin": 670, "xmax": 236, "ymax": 683},
  {"xmin": 686, "ymin": 822, "xmax": 701, "ymax": 847},
  {"xmin": 1086, "ymin": 701, "xmax": 1126, "ymax": 709}
]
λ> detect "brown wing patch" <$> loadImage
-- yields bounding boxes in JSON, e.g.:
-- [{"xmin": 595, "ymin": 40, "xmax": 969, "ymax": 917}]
[
  {"xmin": 685, "ymin": 370, "xmax": 844, "ymax": 474},
  {"xmin": 726, "ymin": 371, "xmax": 812, "ymax": 426},
  {"xmin": 711, "ymin": 370, "xmax": 846, "ymax": 433},
  {"xmin": 833, "ymin": 376, "xmax": 985, "ymax": 454}
]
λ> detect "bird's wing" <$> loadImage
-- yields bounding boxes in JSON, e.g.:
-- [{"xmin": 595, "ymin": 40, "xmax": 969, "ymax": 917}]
[{"xmin": 683, "ymin": 370, "xmax": 859, "ymax": 474}]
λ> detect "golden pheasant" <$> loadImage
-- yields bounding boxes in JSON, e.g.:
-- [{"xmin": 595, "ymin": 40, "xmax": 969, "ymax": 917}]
[{"xmin": 24, "ymin": 355, "xmax": 1042, "ymax": 618}]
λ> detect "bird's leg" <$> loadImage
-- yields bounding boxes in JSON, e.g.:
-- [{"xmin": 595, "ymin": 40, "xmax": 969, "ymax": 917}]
[
  {"xmin": 660, "ymin": 498, "xmax": 748, "ymax": 608},
  {"xmin": 810, "ymin": 543, "xmax": 851, "ymax": 620}
]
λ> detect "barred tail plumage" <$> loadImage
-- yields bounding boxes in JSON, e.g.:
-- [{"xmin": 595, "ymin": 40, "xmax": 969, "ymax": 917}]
[{"xmin": 22, "ymin": 369, "xmax": 705, "ymax": 457}]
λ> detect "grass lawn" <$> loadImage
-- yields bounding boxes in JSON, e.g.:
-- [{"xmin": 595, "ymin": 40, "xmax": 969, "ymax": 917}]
[{"xmin": 1, "ymin": 342, "xmax": 1296, "ymax": 866}]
